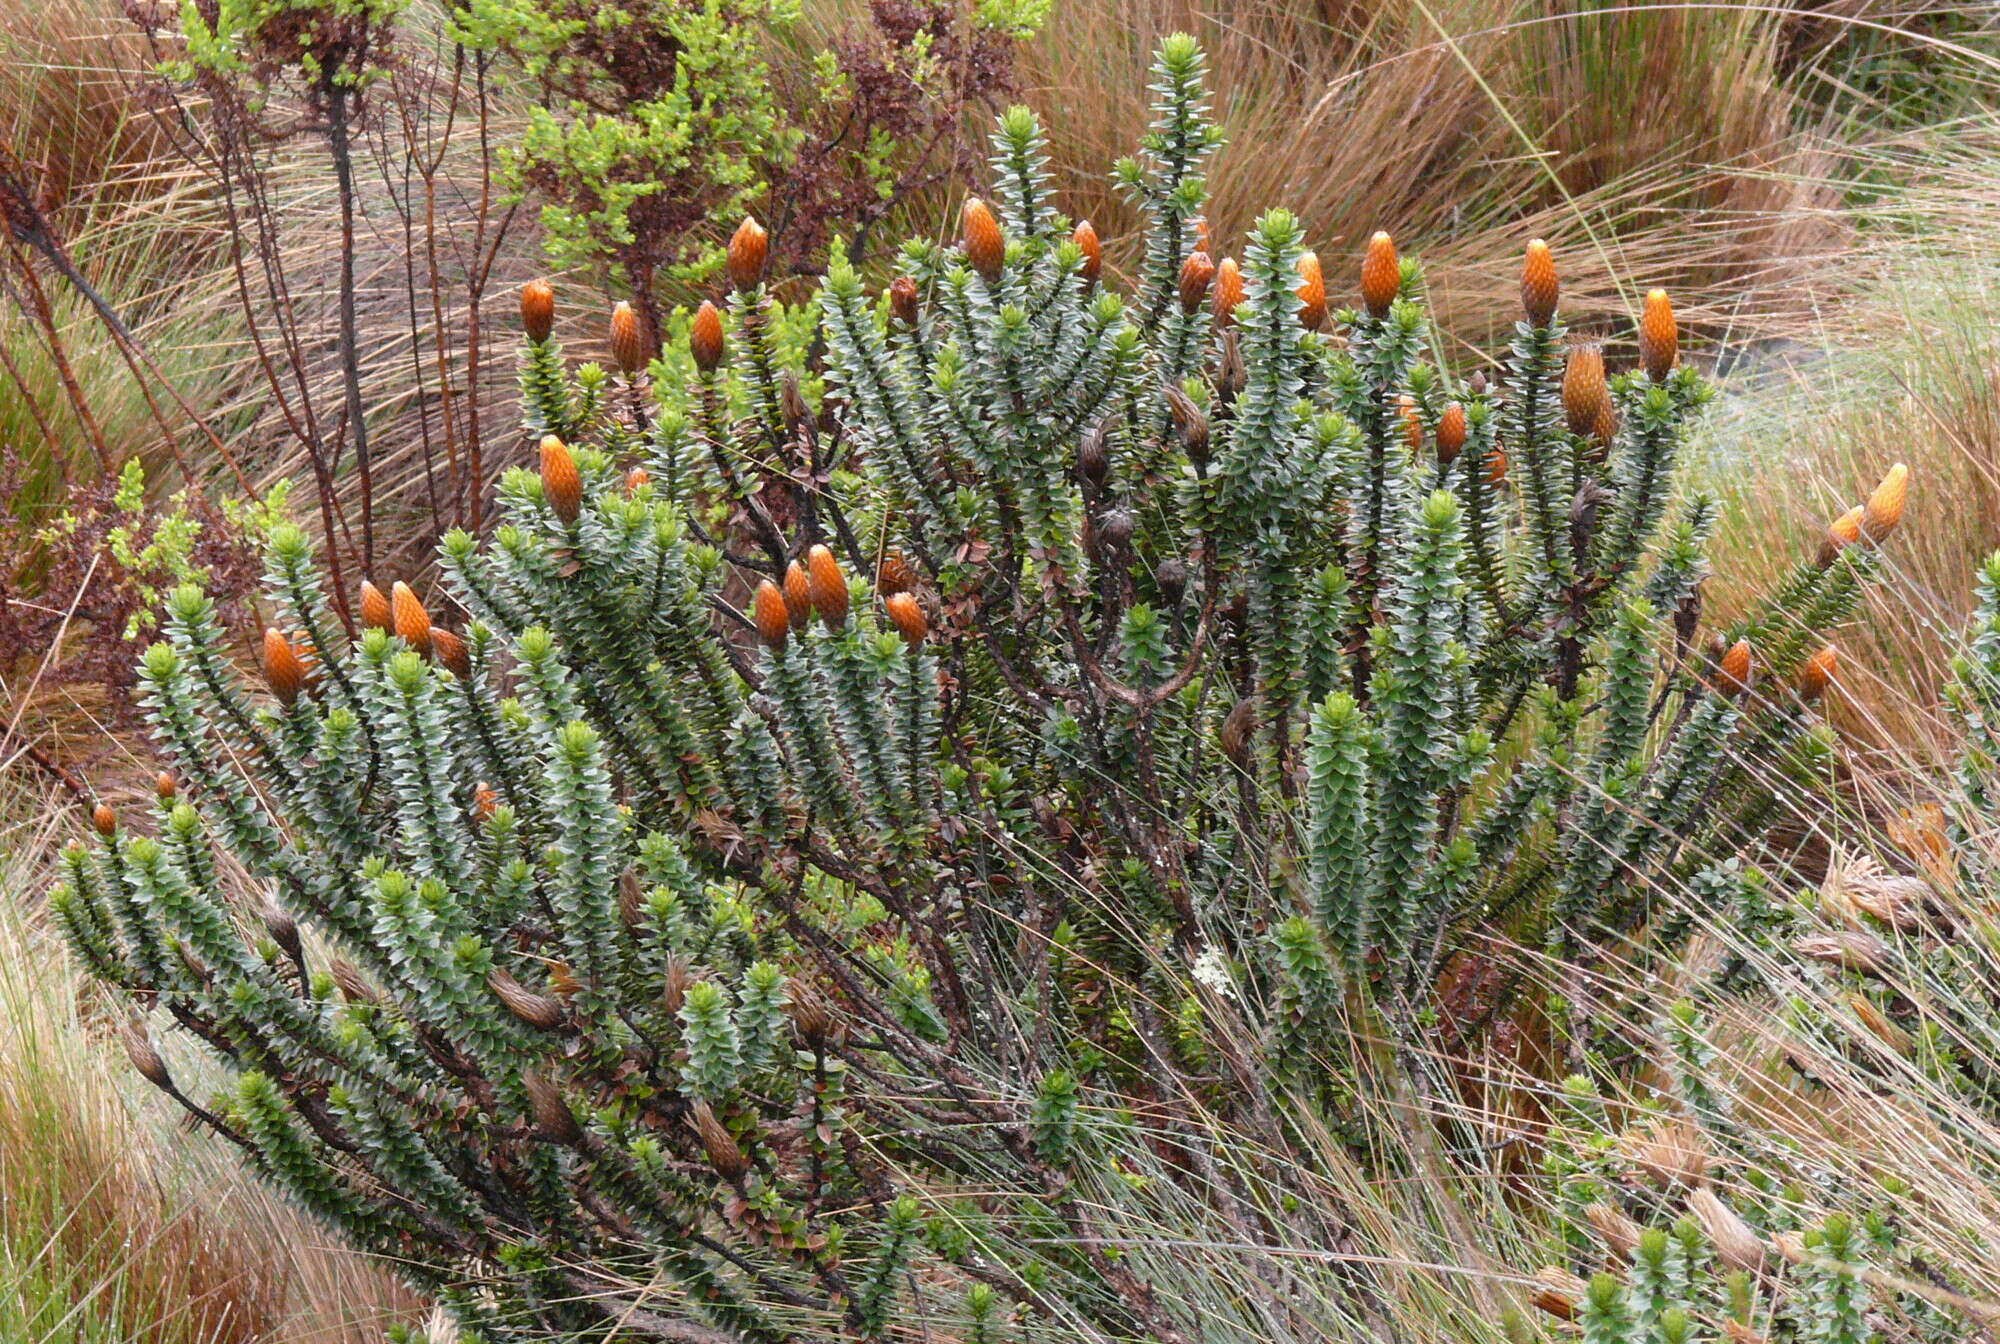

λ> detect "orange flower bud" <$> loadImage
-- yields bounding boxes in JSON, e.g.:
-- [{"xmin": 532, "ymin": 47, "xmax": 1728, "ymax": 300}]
[
  {"xmin": 475, "ymin": 782, "xmax": 499, "ymax": 820},
  {"xmin": 154, "ymin": 771, "xmax": 177, "ymax": 801},
  {"xmin": 1072, "ymin": 219, "xmax": 1102, "ymax": 286},
  {"xmin": 520, "ymin": 278, "xmax": 555, "ymax": 342},
  {"xmin": 807, "ymin": 544, "xmax": 849, "ymax": 626},
  {"xmin": 1212, "ymin": 257, "xmax": 1244, "ymax": 327},
  {"xmin": 962, "ymin": 197, "xmax": 1004, "ymax": 283},
  {"xmin": 92, "ymin": 801, "xmax": 117, "ymax": 836},
  {"xmin": 783, "ymin": 560, "xmax": 813, "ymax": 631},
  {"xmin": 430, "ymin": 626, "xmax": 469, "ymax": 677},
  {"xmin": 1178, "ymin": 250, "xmax": 1215, "ymax": 314},
  {"xmin": 1295, "ymin": 251, "xmax": 1327, "ymax": 332},
  {"xmin": 876, "ymin": 549, "xmax": 915, "ymax": 596},
  {"xmin": 626, "ymin": 466, "xmax": 650, "ymax": 494},
  {"xmin": 752, "ymin": 580, "xmax": 790, "ymax": 649},
  {"xmin": 1717, "ymin": 639, "xmax": 1753, "ymax": 695},
  {"xmin": 727, "ymin": 216, "xmax": 769, "ymax": 292},
  {"xmin": 1798, "ymin": 645, "xmax": 1837, "ymax": 701},
  {"xmin": 359, "ymin": 579, "xmax": 392, "ymax": 632},
  {"xmin": 1861, "ymin": 462, "xmax": 1907, "ymax": 543},
  {"xmin": 884, "ymin": 591, "xmax": 928, "ymax": 647},
  {"xmin": 1396, "ymin": 394, "xmax": 1422, "ymax": 452},
  {"xmin": 1818, "ymin": 504, "xmax": 1864, "ymax": 568},
  {"xmin": 1563, "ymin": 343, "xmax": 1610, "ymax": 441},
  {"xmin": 391, "ymin": 582, "xmax": 432, "ymax": 656},
  {"xmin": 1522, "ymin": 238, "xmax": 1559, "ymax": 328},
  {"xmin": 682, "ymin": 303, "xmax": 722, "ymax": 375},
  {"xmin": 1436, "ymin": 402, "xmax": 1467, "ymax": 465},
  {"xmin": 609, "ymin": 300, "xmax": 647, "ymax": 375},
  {"xmin": 1638, "ymin": 288, "xmax": 1677, "ymax": 381},
  {"xmin": 540, "ymin": 433, "xmax": 582, "ymax": 524},
  {"xmin": 1193, "ymin": 216, "xmax": 1212, "ymax": 255},
  {"xmin": 263, "ymin": 626, "xmax": 306, "ymax": 706},
  {"xmin": 1484, "ymin": 449, "xmax": 1508, "ymax": 486},
  {"xmin": 1360, "ymin": 230, "xmax": 1399, "ymax": 318},
  {"xmin": 888, "ymin": 276, "xmax": 920, "ymax": 327}
]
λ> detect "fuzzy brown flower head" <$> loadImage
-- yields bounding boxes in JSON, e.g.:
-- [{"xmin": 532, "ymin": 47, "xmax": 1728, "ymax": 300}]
[
  {"xmin": 1638, "ymin": 288, "xmax": 1677, "ymax": 381},
  {"xmin": 888, "ymin": 275, "xmax": 920, "ymax": 327},
  {"xmin": 359, "ymin": 579, "xmax": 392, "ymax": 632},
  {"xmin": 92, "ymin": 802, "xmax": 116, "ymax": 836},
  {"xmin": 430, "ymin": 627, "xmax": 469, "ymax": 678},
  {"xmin": 122, "ymin": 1021, "xmax": 170, "ymax": 1089},
  {"xmin": 1295, "ymin": 251, "xmax": 1327, "ymax": 332},
  {"xmin": 1798, "ymin": 645, "xmax": 1837, "ymax": 701},
  {"xmin": 1436, "ymin": 402, "xmax": 1467, "ymax": 464},
  {"xmin": 1522, "ymin": 238, "xmax": 1559, "ymax": 328},
  {"xmin": 1212, "ymin": 256, "xmax": 1244, "ymax": 326},
  {"xmin": 807, "ymin": 544, "xmax": 849, "ymax": 626},
  {"xmin": 609, "ymin": 300, "xmax": 647, "ymax": 375},
  {"xmin": 876, "ymin": 550, "xmax": 915, "ymax": 596},
  {"xmin": 391, "ymin": 582, "xmax": 432, "ymax": 656},
  {"xmin": 490, "ymin": 969, "xmax": 566, "ymax": 1031},
  {"xmin": 264, "ymin": 626, "xmax": 306, "ymax": 706},
  {"xmin": 1220, "ymin": 696, "xmax": 1257, "ymax": 766},
  {"xmin": 752, "ymin": 581, "xmax": 791, "ymax": 650},
  {"xmin": 524, "ymin": 1070, "xmax": 582, "ymax": 1145},
  {"xmin": 154, "ymin": 771, "xmax": 176, "ymax": 801},
  {"xmin": 691, "ymin": 1101, "xmax": 749, "ymax": 1180},
  {"xmin": 783, "ymin": 561, "xmax": 813, "ymax": 630},
  {"xmin": 885, "ymin": 591, "xmax": 928, "ymax": 647},
  {"xmin": 1177, "ymin": 250, "xmax": 1215, "ymax": 313},
  {"xmin": 1360, "ymin": 230, "xmax": 1399, "ymax": 318},
  {"xmin": 521, "ymin": 279, "xmax": 555, "ymax": 343},
  {"xmin": 539, "ymin": 434, "xmax": 582, "ymax": 525},
  {"xmin": 1862, "ymin": 462, "xmax": 1908, "ymax": 543},
  {"xmin": 962, "ymin": 197, "xmax": 1004, "ymax": 283},
  {"xmin": 690, "ymin": 301, "xmax": 725, "ymax": 372},
  {"xmin": 1072, "ymin": 219, "xmax": 1102, "ymax": 286},
  {"xmin": 728, "ymin": 216, "xmax": 769, "ymax": 293}
]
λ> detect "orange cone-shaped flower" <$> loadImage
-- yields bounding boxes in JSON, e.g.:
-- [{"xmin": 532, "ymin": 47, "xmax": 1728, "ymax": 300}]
[
  {"xmin": 1818, "ymin": 504, "xmax": 1865, "ymax": 568},
  {"xmin": 888, "ymin": 276, "xmax": 919, "ymax": 326},
  {"xmin": 1638, "ymin": 288, "xmax": 1677, "ymax": 381},
  {"xmin": 1522, "ymin": 239, "xmax": 1559, "ymax": 328},
  {"xmin": 1861, "ymin": 462, "xmax": 1908, "ymax": 543},
  {"xmin": 783, "ymin": 560, "xmax": 813, "ymax": 630},
  {"xmin": 690, "ymin": 300, "xmax": 725, "ymax": 371},
  {"xmin": 752, "ymin": 581, "xmax": 790, "ymax": 649},
  {"xmin": 540, "ymin": 434, "xmax": 581, "ymax": 524},
  {"xmin": 1178, "ymin": 250, "xmax": 1215, "ymax": 313},
  {"xmin": 391, "ymin": 582, "xmax": 432, "ymax": 656},
  {"xmin": 807, "ymin": 544, "xmax": 849, "ymax": 626},
  {"xmin": 1717, "ymin": 639, "xmax": 1754, "ymax": 695},
  {"xmin": 1563, "ymin": 343, "xmax": 1610, "ymax": 440},
  {"xmin": 1073, "ymin": 219, "xmax": 1102, "ymax": 286},
  {"xmin": 359, "ymin": 579, "xmax": 392, "ymax": 632},
  {"xmin": 92, "ymin": 802, "xmax": 117, "ymax": 836},
  {"xmin": 1798, "ymin": 645, "xmax": 1838, "ymax": 701},
  {"xmin": 885, "ymin": 592, "xmax": 928, "ymax": 647},
  {"xmin": 876, "ymin": 550, "xmax": 915, "ymax": 596},
  {"xmin": 521, "ymin": 279, "xmax": 554, "ymax": 342},
  {"xmin": 1212, "ymin": 257, "xmax": 1244, "ymax": 327},
  {"xmin": 610, "ymin": 300, "xmax": 647, "ymax": 375},
  {"xmin": 263, "ymin": 626, "xmax": 306, "ymax": 706},
  {"xmin": 1360, "ymin": 230, "xmax": 1399, "ymax": 318},
  {"xmin": 962, "ymin": 198, "xmax": 1004, "ymax": 282},
  {"xmin": 1436, "ymin": 402, "xmax": 1467, "ymax": 464},
  {"xmin": 430, "ymin": 626, "xmax": 469, "ymax": 677},
  {"xmin": 1296, "ymin": 252, "xmax": 1327, "ymax": 331},
  {"xmin": 727, "ymin": 216, "xmax": 769, "ymax": 292}
]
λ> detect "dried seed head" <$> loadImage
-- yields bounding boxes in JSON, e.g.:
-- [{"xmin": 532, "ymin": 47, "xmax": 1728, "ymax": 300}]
[
  {"xmin": 1220, "ymin": 696, "xmax": 1258, "ymax": 766},
  {"xmin": 1396, "ymin": 394, "xmax": 1422, "ymax": 452},
  {"xmin": 1798, "ymin": 645, "xmax": 1837, "ymax": 701},
  {"xmin": 154, "ymin": 772, "xmax": 177, "ymax": 801},
  {"xmin": 474, "ymin": 782, "xmax": 498, "ymax": 820},
  {"xmin": 807, "ymin": 544, "xmax": 849, "ymax": 626},
  {"xmin": 540, "ymin": 433, "xmax": 582, "ymax": 524},
  {"xmin": 391, "ymin": 582, "xmax": 432, "ymax": 655},
  {"xmin": 1072, "ymin": 219, "xmax": 1102, "ymax": 286},
  {"xmin": 1436, "ymin": 402, "xmax": 1467, "ymax": 464},
  {"xmin": 91, "ymin": 801, "xmax": 116, "ymax": 836},
  {"xmin": 690, "ymin": 1100, "xmax": 748, "ymax": 1180},
  {"xmin": 786, "ymin": 978, "xmax": 831, "ymax": 1041},
  {"xmin": 121, "ymin": 1020, "xmax": 171, "ymax": 1089},
  {"xmin": 1639, "ymin": 288, "xmax": 1677, "ymax": 381},
  {"xmin": 1862, "ymin": 462, "xmax": 1908, "ymax": 542},
  {"xmin": 1522, "ymin": 238, "xmax": 1559, "ymax": 328},
  {"xmin": 359, "ymin": 579, "xmax": 392, "ymax": 632},
  {"xmin": 783, "ymin": 561, "xmax": 813, "ymax": 630},
  {"xmin": 609, "ymin": 300, "xmax": 647, "ymax": 375},
  {"xmin": 876, "ymin": 549, "xmax": 915, "ymax": 596},
  {"xmin": 330, "ymin": 957, "xmax": 375, "ymax": 1003},
  {"xmin": 888, "ymin": 275, "xmax": 920, "ymax": 327},
  {"xmin": 1563, "ymin": 343, "xmax": 1610, "ymax": 441},
  {"xmin": 779, "ymin": 369, "xmax": 811, "ymax": 442},
  {"xmin": 1532, "ymin": 1268, "xmax": 1585, "ymax": 1321},
  {"xmin": 727, "ymin": 215, "xmax": 769, "ymax": 292},
  {"xmin": 885, "ymin": 592, "xmax": 928, "ymax": 647},
  {"xmin": 1585, "ymin": 1202, "xmax": 1644, "ymax": 1260},
  {"xmin": 1157, "ymin": 558, "xmax": 1188, "ymax": 608},
  {"xmin": 962, "ymin": 197, "xmax": 1004, "ymax": 282},
  {"xmin": 1717, "ymin": 639, "xmax": 1753, "ymax": 695},
  {"xmin": 1167, "ymin": 385, "xmax": 1209, "ymax": 463},
  {"xmin": 1795, "ymin": 930, "xmax": 1891, "ymax": 977},
  {"xmin": 1617, "ymin": 1117, "xmax": 1712, "ymax": 1188},
  {"xmin": 1360, "ymin": 230, "xmax": 1399, "ymax": 318},
  {"xmin": 1818, "ymin": 504, "xmax": 1865, "ymax": 568},
  {"xmin": 752, "ymin": 581, "xmax": 791, "ymax": 650},
  {"xmin": 263, "ymin": 626, "xmax": 305, "ymax": 706},
  {"xmin": 430, "ymin": 627, "xmax": 469, "ymax": 678},
  {"xmin": 1689, "ymin": 1188, "xmax": 1767, "ymax": 1272},
  {"xmin": 1077, "ymin": 420, "xmax": 1111, "ymax": 487},
  {"xmin": 520, "ymin": 279, "xmax": 555, "ymax": 342},
  {"xmin": 524, "ymin": 1070, "xmax": 584, "ymax": 1144},
  {"xmin": 690, "ymin": 300, "xmax": 725, "ymax": 371},
  {"xmin": 1177, "ymin": 250, "xmax": 1215, "ymax": 314},
  {"xmin": 1216, "ymin": 328, "xmax": 1247, "ymax": 402},
  {"xmin": 1295, "ymin": 251, "xmax": 1327, "ymax": 331},
  {"xmin": 490, "ymin": 969, "xmax": 567, "ymax": 1030},
  {"xmin": 1099, "ymin": 508, "xmax": 1137, "ymax": 551},
  {"xmin": 264, "ymin": 901, "xmax": 301, "ymax": 962},
  {"xmin": 626, "ymin": 466, "xmax": 650, "ymax": 494}
]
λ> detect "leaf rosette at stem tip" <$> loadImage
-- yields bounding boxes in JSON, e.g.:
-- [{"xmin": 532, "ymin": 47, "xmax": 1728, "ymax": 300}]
[{"xmin": 51, "ymin": 32, "xmax": 1916, "ymax": 1344}]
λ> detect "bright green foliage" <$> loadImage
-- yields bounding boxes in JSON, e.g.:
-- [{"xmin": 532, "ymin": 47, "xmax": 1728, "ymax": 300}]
[{"xmin": 59, "ymin": 38, "xmax": 1902, "ymax": 1344}]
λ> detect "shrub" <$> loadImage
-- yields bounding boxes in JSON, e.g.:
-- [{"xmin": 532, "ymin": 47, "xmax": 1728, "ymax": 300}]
[{"xmin": 52, "ymin": 36, "xmax": 1908, "ymax": 1342}]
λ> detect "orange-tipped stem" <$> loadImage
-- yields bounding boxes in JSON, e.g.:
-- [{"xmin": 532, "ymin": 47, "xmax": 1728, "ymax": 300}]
[
  {"xmin": 727, "ymin": 216, "xmax": 769, "ymax": 292},
  {"xmin": 626, "ymin": 466, "xmax": 650, "ymax": 494},
  {"xmin": 1522, "ymin": 239, "xmax": 1559, "ymax": 328},
  {"xmin": 1484, "ymin": 449, "xmax": 1508, "ymax": 486},
  {"xmin": 690, "ymin": 300, "xmax": 725, "ymax": 372},
  {"xmin": 1396, "ymin": 394, "xmax": 1422, "ymax": 452},
  {"xmin": 962, "ymin": 197, "xmax": 1004, "ymax": 282},
  {"xmin": 521, "ymin": 279, "xmax": 554, "ymax": 342},
  {"xmin": 752, "ymin": 581, "xmax": 790, "ymax": 649},
  {"xmin": 1818, "ymin": 505, "xmax": 1865, "ymax": 568},
  {"xmin": 807, "ymin": 544, "xmax": 849, "ymax": 626},
  {"xmin": 1360, "ymin": 230, "xmax": 1399, "ymax": 318},
  {"xmin": 1638, "ymin": 289, "xmax": 1677, "ymax": 381},
  {"xmin": 391, "ymin": 582, "xmax": 432, "ymax": 656},
  {"xmin": 154, "ymin": 772, "xmax": 176, "ymax": 801},
  {"xmin": 540, "ymin": 434, "xmax": 582, "ymax": 524}
]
